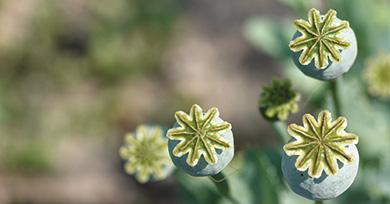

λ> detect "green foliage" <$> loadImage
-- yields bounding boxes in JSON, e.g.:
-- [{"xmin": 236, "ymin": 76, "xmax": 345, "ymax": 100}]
[
  {"xmin": 210, "ymin": 172, "xmax": 231, "ymax": 199},
  {"xmin": 335, "ymin": 79, "xmax": 390, "ymax": 158},
  {"xmin": 244, "ymin": 18, "xmax": 293, "ymax": 59},
  {"xmin": 233, "ymin": 150, "xmax": 281, "ymax": 204},
  {"xmin": 175, "ymin": 170, "xmax": 221, "ymax": 204},
  {"xmin": 176, "ymin": 149, "xmax": 283, "ymax": 204}
]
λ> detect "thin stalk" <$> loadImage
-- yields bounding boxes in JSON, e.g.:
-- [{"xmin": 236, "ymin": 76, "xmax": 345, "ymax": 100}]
[
  {"xmin": 315, "ymin": 201, "xmax": 324, "ymax": 204},
  {"xmin": 330, "ymin": 79, "xmax": 342, "ymax": 117},
  {"xmin": 270, "ymin": 121, "xmax": 289, "ymax": 143},
  {"xmin": 209, "ymin": 172, "xmax": 239, "ymax": 204}
]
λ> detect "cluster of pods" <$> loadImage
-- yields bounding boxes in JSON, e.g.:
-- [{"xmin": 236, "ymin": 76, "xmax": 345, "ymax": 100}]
[{"xmin": 119, "ymin": 8, "xmax": 363, "ymax": 202}]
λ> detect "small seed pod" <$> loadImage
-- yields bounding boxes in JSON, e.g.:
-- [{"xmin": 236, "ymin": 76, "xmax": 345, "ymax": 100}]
[
  {"xmin": 289, "ymin": 8, "xmax": 357, "ymax": 81},
  {"xmin": 119, "ymin": 125, "xmax": 174, "ymax": 183},
  {"xmin": 363, "ymin": 54, "xmax": 390, "ymax": 99},
  {"xmin": 258, "ymin": 79, "xmax": 300, "ymax": 121},
  {"xmin": 167, "ymin": 104, "xmax": 234, "ymax": 177},
  {"xmin": 282, "ymin": 111, "xmax": 359, "ymax": 200}
]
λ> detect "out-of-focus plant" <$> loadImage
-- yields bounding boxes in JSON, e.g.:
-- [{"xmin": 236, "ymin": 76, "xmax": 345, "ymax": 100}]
[
  {"xmin": 0, "ymin": 0, "xmax": 182, "ymax": 173},
  {"xmin": 258, "ymin": 79, "xmax": 300, "ymax": 122},
  {"xmin": 258, "ymin": 79, "xmax": 300, "ymax": 144},
  {"xmin": 363, "ymin": 54, "xmax": 390, "ymax": 99},
  {"xmin": 119, "ymin": 125, "xmax": 174, "ymax": 183},
  {"xmin": 2, "ymin": 143, "xmax": 52, "ymax": 174},
  {"xmin": 88, "ymin": 0, "xmax": 181, "ymax": 82}
]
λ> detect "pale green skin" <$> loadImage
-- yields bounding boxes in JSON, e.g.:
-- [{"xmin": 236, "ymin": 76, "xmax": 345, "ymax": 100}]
[
  {"xmin": 168, "ymin": 117, "xmax": 234, "ymax": 177},
  {"xmin": 291, "ymin": 18, "xmax": 358, "ymax": 81},
  {"xmin": 282, "ymin": 144, "xmax": 359, "ymax": 201}
]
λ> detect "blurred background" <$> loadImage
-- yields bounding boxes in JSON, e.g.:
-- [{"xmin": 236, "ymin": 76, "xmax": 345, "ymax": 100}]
[{"xmin": 0, "ymin": 0, "xmax": 390, "ymax": 203}]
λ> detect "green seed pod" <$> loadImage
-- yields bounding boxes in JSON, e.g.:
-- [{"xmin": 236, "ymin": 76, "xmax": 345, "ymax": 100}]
[
  {"xmin": 167, "ymin": 104, "xmax": 234, "ymax": 176},
  {"xmin": 363, "ymin": 54, "xmax": 390, "ymax": 99},
  {"xmin": 258, "ymin": 79, "xmax": 300, "ymax": 121},
  {"xmin": 289, "ymin": 8, "xmax": 357, "ymax": 81},
  {"xmin": 282, "ymin": 144, "xmax": 359, "ymax": 201},
  {"xmin": 282, "ymin": 111, "xmax": 359, "ymax": 200},
  {"xmin": 119, "ymin": 125, "xmax": 174, "ymax": 183}
]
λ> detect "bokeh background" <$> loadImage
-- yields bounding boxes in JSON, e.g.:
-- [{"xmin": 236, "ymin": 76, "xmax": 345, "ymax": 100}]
[{"xmin": 0, "ymin": 0, "xmax": 390, "ymax": 203}]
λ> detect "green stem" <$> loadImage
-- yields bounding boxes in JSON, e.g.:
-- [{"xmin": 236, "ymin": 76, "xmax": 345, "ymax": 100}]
[
  {"xmin": 315, "ymin": 201, "xmax": 324, "ymax": 204},
  {"xmin": 330, "ymin": 79, "xmax": 342, "ymax": 117},
  {"xmin": 270, "ymin": 121, "xmax": 289, "ymax": 143},
  {"xmin": 209, "ymin": 172, "xmax": 239, "ymax": 204}
]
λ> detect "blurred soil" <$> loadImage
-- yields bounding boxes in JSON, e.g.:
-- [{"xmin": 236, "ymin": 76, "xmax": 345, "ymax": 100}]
[{"xmin": 0, "ymin": 0, "xmax": 293, "ymax": 203}]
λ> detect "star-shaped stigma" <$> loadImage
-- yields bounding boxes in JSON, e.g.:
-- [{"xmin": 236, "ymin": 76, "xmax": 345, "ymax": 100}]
[
  {"xmin": 259, "ymin": 79, "xmax": 300, "ymax": 121},
  {"xmin": 283, "ymin": 111, "xmax": 358, "ymax": 178},
  {"xmin": 167, "ymin": 104, "xmax": 232, "ymax": 167},
  {"xmin": 119, "ymin": 125, "xmax": 173, "ymax": 183},
  {"xmin": 289, "ymin": 8, "xmax": 351, "ymax": 69}
]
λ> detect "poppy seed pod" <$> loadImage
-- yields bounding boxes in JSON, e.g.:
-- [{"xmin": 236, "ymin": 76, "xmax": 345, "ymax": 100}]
[
  {"xmin": 167, "ymin": 104, "xmax": 234, "ymax": 176},
  {"xmin": 119, "ymin": 125, "xmax": 174, "ymax": 183},
  {"xmin": 258, "ymin": 79, "xmax": 300, "ymax": 121},
  {"xmin": 282, "ymin": 144, "xmax": 359, "ymax": 200},
  {"xmin": 363, "ymin": 54, "xmax": 390, "ymax": 99},
  {"xmin": 282, "ymin": 111, "xmax": 359, "ymax": 200},
  {"xmin": 289, "ymin": 8, "xmax": 357, "ymax": 81}
]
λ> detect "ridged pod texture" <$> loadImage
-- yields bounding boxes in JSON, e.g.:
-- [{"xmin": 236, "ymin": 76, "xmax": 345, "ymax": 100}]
[
  {"xmin": 167, "ymin": 104, "xmax": 234, "ymax": 176},
  {"xmin": 290, "ymin": 8, "xmax": 357, "ymax": 80},
  {"xmin": 282, "ymin": 111, "xmax": 359, "ymax": 200}
]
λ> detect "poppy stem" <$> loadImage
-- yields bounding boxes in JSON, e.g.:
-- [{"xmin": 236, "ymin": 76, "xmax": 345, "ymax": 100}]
[
  {"xmin": 210, "ymin": 172, "xmax": 240, "ymax": 204},
  {"xmin": 330, "ymin": 79, "xmax": 342, "ymax": 117},
  {"xmin": 270, "ymin": 121, "xmax": 289, "ymax": 143}
]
